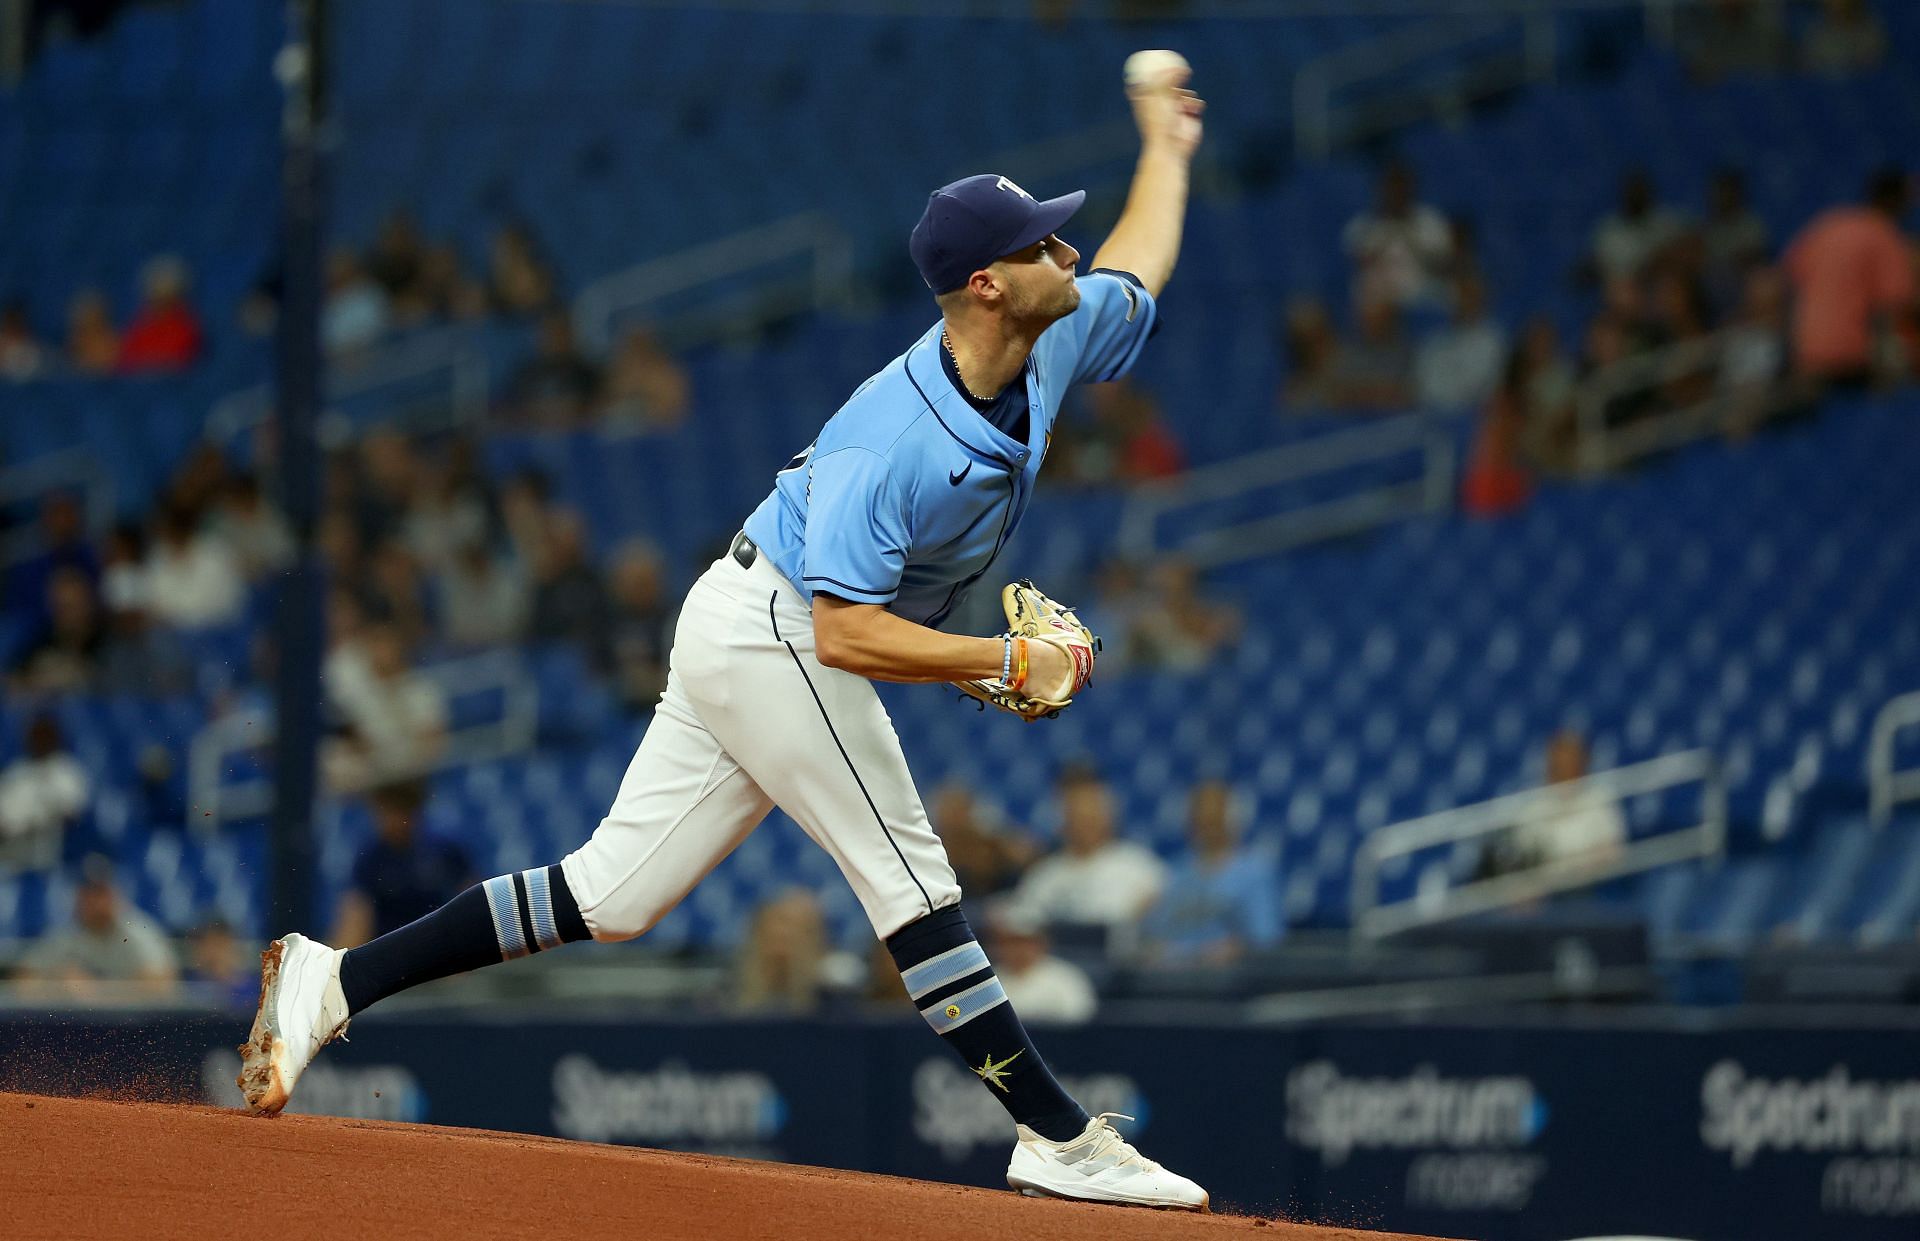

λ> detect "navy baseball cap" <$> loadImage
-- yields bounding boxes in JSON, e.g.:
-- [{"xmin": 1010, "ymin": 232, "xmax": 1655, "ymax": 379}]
[{"xmin": 909, "ymin": 174, "xmax": 1087, "ymax": 295}]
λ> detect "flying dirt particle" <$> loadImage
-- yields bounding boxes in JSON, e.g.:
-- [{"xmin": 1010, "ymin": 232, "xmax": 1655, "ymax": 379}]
[
  {"xmin": 373, "ymin": 1091, "xmax": 382, "ymax": 1098},
  {"xmin": 25, "ymin": 1102, "xmax": 34, "ymax": 1109}
]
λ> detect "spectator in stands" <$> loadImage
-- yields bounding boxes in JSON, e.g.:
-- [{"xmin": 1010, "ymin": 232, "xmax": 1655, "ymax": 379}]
[
  {"xmin": 183, "ymin": 915, "xmax": 257, "ymax": 1008},
  {"xmin": 530, "ymin": 509, "xmax": 613, "ymax": 661},
  {"xmin": 437, "ymin": 535, "xmax": 529, "ymax": 650},
  {"xmin": 489, "ymin": 220, "xmax": 559, "ymax": 316},
  {"xmin": 1720, "ymin": 267, "xmax": 1797, "ymax": 436},
  {"xmin": 0, "ymin": 298, "xmax": 48, "ymax": 380},
  {"xmin": 211, "ymin": 474, "xmax": 294, "ymax": 583},
  {"xmin": 735, "ymin": 888, "xmax": 832, "ymax": 1014},
  {"xmin": 607, "ymin": 538, "xmax": 672, "ymax": 709},
  {"xmin": 403, "ymin": 450, "xmax": 492, "ymax": 573},
  {"xmin": 96, "ymin": 529, "xmax": 193, "ymax": 695},
  {"xmin": 929, "ymin": 782, "xmax": 1038, "ymax": 900},
  {"xmin": 1803, "ymin": 0, "xmax": 1887, "ymax": 75},
  {"xmin": 1343, "ymin": 161, "xmax": 1454, "ymax": 310},
  {"xmin": 367, "ymin": 208, "xmax": 427, "ymax": 302},
  {"xmin": 1012, "ymin": 765, "xmax": 1166, "ymax": 929},
  {"xmin": 1701, "ymin": 170, "xmax": 1772, "ymax": 319},
  {"xmin": 416, "ymin": 244, "xmax": 491, "ymax": 323},
  {"xmin": 1415, "ymin": 273, "xmax": 1509, "ymax": 411},
  {"xmin": 331, "ymin": 781, "xmax": 472, "ymax": 946},
  {"xmin": 98, "ymin": 523, "xmax": 148, "ymax": 619},
  {"xmin": 1463, "ymin": 351, "xmax": 1540, "ymax": 517},
  {"xmin": 1141, "ymin": 781, "xmax": 1282, "ymax": 966},
  {"xmin": 14, "ymin": 856, "xmax": 177, "ymax": 998},
  {"xmin": 0, "ymin": 714, "xmax": 90, "ymax": 871},
  {"xmin": 351, "ymin": 428, "xmax": 419, "ymax": 548},
  {"xmin": 144, "ymin": 501, "xmax": 245, "ymax": 630},
  {"xmin": 499, "ymin": 467, "xmax": 556, "ymax": 573},
  {"xmin": 509, "ymin": 311, "xmax": 602, "ymax": 426},
  {"xmin": 987, "ymin": 903, "xmax": 1096, "ymax": 1025},
  {"xmin": 1784, "ymin": 168, "xmax": 1915, "ymax": 388},
  {"xmin": 1094, "ymin": 380, "xmax": 1186, "ymax": 481},
  {"xmin": 599, "ymin": 326, "xmax": 692, "ymax": 429},
  {"xmin": 323, "ymin": 621, "xmax": 449, "ymax": 792},
  {"xmin": 1590, "ymin": 171, "xmax": 1691, "ymax": 285},
  {"xmin": 11, "ymin": 568, "xmax": 106, "ymax": 693},
  {"xmin": 1119, "ymin": 558, "xmax": 1241, "ymax": 673},
  {"xmin": 1487, "ymin": 730, "xmax": 1627, "ymax": 876},
  {"xmin": 1280, "ymin": 296, "xmax": 1340, "ymax": 410},
  {"xmin": 1679, "ymin": 0, "xmax": 1788, "ymax": 79},
  {"xmin": 1512, "ymin": 317, "xmax": 1578, "ymax": 472},
  {"xmin": 321, "ymin": 247, "xmax": 391, "ymax": 359},
  {"xmin": 64, "ymin": 289, "xmax": 119, "ymax": 374},
  {"xmin": 9, "ymin": 492, "xmax": 99, "ymax": 628},
  {"xmin": 116, "ymin": 255, "xmax": 204, "ymax": 373},
  {"xmin": 364, "ymin": 537, "xmax": 432, "ymax": 650},
  {"xmin": 1081, "ymin": 558, "xmax": 1152, "ymax": 674},
  {"xmin": 1292, "ymin": 298, "xmax": 1417, "ymax": 415}
]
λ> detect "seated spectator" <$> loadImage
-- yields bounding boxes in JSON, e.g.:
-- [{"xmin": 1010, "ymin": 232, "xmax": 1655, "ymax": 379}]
[
  {"xmin": 0, "ymin": 298, "xmax": 48, "ymax": 380},
  {"xmin": 489, "ymin": 220, "xmax": 559, "ymax": 316},
  {"xmin": 116, "ymin": 255, "xmax": 204, "ymax": 372},
  {"xmin": 1679, "ymin": 0, "xmax": 1787, "ymax": 79},
  {"xmin": 9, "ymin": 491, "xmax": 100, "ymax": 629},
  {"xmin": 98, "ymin": 522, "xmax": 149, "ymax": 619},
  {"xmin": 607, "ymin": 538, "xmax": 672, "ymax": 710},
  {"xmin": 64, "ymin": 289, "xmax": 119, "ymax": 373},
  {"xmin": 1120, "ymin": 558, "xmax": 1241, "ymax": 672},
  {"xmin": 352, "ymin": 428, "xmax": 421, "ymax": 549},
  {"xmin": 1280, "ymin": 296, "xmax": 1341, "ymax": 409},
  {"xmin": 1088, "ymin": 380, "xmax": 1186, "ymax": 481},
  {"xmin": 1141, "ymin": 781, "xmax": 1282, "ymax": 966},
  {"xmin": 0, "ymin": 714, "xmax": 90, "ymax": 870},
  {"xmin": 509, "ymin": 311, "xmax": 602, "ymax": 426},
  {"xmin": 437, "ymin": 536, "xmax": 529, "ymax": 650},
  {"xmin": 15, "ymin": 857, "xmax": 178, "ymax": 998},
  {"xmin": 1486, "ymin": 730, "xmax": 1628, "ymax": 877},
  {"xmin": 212, "ymin": 474, "xmax": 295, "ymax": 582},
  {"xmin": 987, "ymin": 903, "xmax": 1096, "ymax": 1025},
  {"xmin": 183, "ymin": 915, "xmax": 258, "ymax": 1007},
  {"xmin": 929, "ymin": 782, "xmax": 1037, "ymax": 900},
  {"xmin": 1343, "ymin": 161, "xmax": 1454, "ymax": 310},
  {"xmin": 1462, "ymin": 352, "xmax": 1538, "ymax": 517},
  {"xmin": 1013, "ymin": 766, "xmax": 1166, "ymax": 929},
  {"xmin": 321, "ymin": 247, "xmax": 391, "ymax": 358},
  {"xmin": 600, "ymin": 325, "xmax": 691, "ymax": 429},
  {"xmin": 1080, "ymin": 558, "xmax": 1153, "ymax": 674},
  {"xmin": 363, "ymin": 537, "xmax": 432, "ymax": 650},
  {"xmin": 1323, "ymin": 297, "xmax": 1416, "ymax": 413},
  {"xmin": 323, "ymin": 621, "xmax": 449, "ymax": 792},
  {"xmin": 414, "ymin": 244, "xmax": 491, "ymax": 323},
  {"xmin": 499, "ymin": 467, "xmax": 556, "ymax": 572},
  {"xmin": 530, "ymin": 510, "xmax": 613, "ymax": 661},
  {"xmin": 1415, "ymin": 273, "xmax": 1508, "ymax": 411},
  {"xmin": 1512, "ymin": 318, "xmax": 1578, "ymax": 472},
  {"xmin": 403, "ymin": 452, "xmax": 492, "ymax": 573},
  {"xmin": 1784, "ymin": 168, "xmax": 1914, "ymax": 387},
  {"xmin": 1803, "ymin": 0, "xmax": 1887, "ymax": 76},
  {"xmin": 1590, "ymin": 171, "xmax": 1691, "ymax": 285},
  {"xmin": 145, "ymin": 502, "xmax": 246, "ymax": 630},
  {"xmin": 11, "ymin": 568, "xmax": 106, "ymax": 693},
  {"xmin": 331, "ymin": 781, "xmax": 472, "ymax": 946},
  {"xmin": 367, "ymin": 208, "xmax": 427, "ymax": 300},
  {"xmin": 1720, "ymin": 267, "xmax": 1796, "ymax": 436},
  {"xmin": 1701, "ymin": 169, "xmax": 1772, "ymax": 318},
  {"xmin": 734, "ymin": 888, "xmax": 832, "ymax": 1014}
]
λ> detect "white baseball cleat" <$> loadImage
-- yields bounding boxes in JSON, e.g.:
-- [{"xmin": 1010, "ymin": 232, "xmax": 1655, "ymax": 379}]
[
  {"xmin": 236, "ymin": 933, "xmax": 351, "ymax": 1116},
  {"xmin": 1006, "ymin": 1112, "xmax": 1210, "ymax": 1211}
]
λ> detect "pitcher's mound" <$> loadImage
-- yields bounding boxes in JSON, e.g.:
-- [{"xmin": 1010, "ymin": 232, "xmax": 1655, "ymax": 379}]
[{"xmin": 0, "ymin": 1091, "xmax": 1458, "ymax": 1241}]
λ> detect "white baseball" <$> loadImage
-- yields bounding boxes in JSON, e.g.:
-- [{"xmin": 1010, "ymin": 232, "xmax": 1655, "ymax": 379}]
[{"xmin": 1123, "ymin": 48, "xmax": 1190, "ymax": 89}]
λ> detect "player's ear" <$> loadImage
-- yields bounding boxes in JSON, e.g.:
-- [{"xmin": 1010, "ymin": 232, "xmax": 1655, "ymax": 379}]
[{"xmin": 967, "ymin": 266, "xmax": 1003, "ymax": 305}]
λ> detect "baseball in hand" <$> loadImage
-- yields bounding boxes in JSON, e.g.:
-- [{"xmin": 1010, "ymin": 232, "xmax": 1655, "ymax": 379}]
[{"xmin": 1124, "ymin": 49, "xmax": 1190, "ymax": 89}]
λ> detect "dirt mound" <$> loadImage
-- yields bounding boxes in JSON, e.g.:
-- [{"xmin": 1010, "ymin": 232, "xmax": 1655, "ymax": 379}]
[{"xmin": 1, "ymin": 1091, "xmax": 1459, "ymax": 1241}]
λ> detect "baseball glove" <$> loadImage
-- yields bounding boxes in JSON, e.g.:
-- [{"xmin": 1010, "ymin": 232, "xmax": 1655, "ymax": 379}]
[{"xmin": 953, "ymin": 580, "xmax": 1100, "ymax": 722}]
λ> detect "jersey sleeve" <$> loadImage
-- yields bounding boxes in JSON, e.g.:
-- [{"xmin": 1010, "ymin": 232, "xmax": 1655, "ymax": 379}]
[
  {"xmin": 800, "ymin": 447, "xmax": 912, "ymax": 604},
  {"xmin": 1034, "ymin": 268, "xmax": 1161, "ymax": 388}
]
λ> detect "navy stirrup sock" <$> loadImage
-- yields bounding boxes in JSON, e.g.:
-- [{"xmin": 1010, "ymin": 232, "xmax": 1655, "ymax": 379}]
[
  {"xmin": 886, "ymin": 904, "xmax": 1089, "ymax": 1143},
  {"xmin": 338, "ymin": 864, "xmax": 591, "ymax": 1015}
]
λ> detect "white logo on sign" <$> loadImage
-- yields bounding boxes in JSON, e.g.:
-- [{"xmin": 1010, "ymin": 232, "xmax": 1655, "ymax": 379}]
[{"xmin": 995, "ymin": 176, "xmax": 1034, "ymax": 201}]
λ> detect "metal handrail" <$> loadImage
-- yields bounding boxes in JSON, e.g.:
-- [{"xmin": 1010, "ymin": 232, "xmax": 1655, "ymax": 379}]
[
  {"xmin": 204, "ymin": 327, "xmax": 493, "ymax": 445},
  {"xmin": 1351, "ymin": 748, "xmax": 1726, "ymax": 939},
  {"xmin": 1868, "ymin": 690, "xmax": 1920, "ymax": 827},
  {"xmin": 186, "ymin": 649, "xmax": 540, "ymax": 829},
  {"xmin": 1117, "ymin": 412, "xmax": 1454, "ymax": 569},
  {"xmin": 574, "ymin": 211, "xmax": 853, "ymax": 354},
  {"xmin": 0, "ymin": 448, "xmax": 117, "ymax": 569}
]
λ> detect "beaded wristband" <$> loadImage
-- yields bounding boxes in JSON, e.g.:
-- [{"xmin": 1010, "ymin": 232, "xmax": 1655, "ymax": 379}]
[{"xmin": 1001, "ymin": 635, "xmax": 1013, "ymax": 685}]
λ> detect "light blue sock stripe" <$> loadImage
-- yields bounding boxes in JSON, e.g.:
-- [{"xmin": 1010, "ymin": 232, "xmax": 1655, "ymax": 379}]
[
  {"xmin": 522, "ymin": 867, "xmax": 561, "ymax": 952},
  {"xmin": 483, "ymin": 875, "xmax": 528, "ymax": 960},
  {"xmin": 923, "ymin": 976, "xmax": 1008, "ymax": 1035},
  {"xmin": 902, "ymin": 942, "xmax": 990, "ymax": 1000}
]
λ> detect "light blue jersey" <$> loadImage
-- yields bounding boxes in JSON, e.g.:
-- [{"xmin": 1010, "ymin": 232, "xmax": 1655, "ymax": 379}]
[{"xmin": 742, "ymin": 270, "xmax": 1159, "ymax": 629}]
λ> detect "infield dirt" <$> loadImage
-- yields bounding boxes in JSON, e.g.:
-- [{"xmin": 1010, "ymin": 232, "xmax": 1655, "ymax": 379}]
[{"xmin": 1, "ymin": 1091, "xmax": 1462, "ymax": 1241}]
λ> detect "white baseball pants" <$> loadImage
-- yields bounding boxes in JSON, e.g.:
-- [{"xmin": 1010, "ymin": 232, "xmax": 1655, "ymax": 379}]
[{"xmin": 559, "ymin": 549, "xmax": 962, "ymax": 942}]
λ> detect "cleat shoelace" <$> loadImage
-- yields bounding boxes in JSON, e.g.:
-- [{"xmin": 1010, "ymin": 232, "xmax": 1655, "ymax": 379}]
[{"xmin": 1073, "ymin": 1113, "xmax": 1163, "ymax": 1174}]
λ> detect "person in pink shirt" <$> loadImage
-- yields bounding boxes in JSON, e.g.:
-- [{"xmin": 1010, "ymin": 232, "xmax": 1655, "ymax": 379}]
[
  {"xmin": 1783, "ymin": 170, "xmax": 1914, "ymax": 386},
  {"xmin": 117, "ymin": 255, "xmax": 205, "ymax": 373}
]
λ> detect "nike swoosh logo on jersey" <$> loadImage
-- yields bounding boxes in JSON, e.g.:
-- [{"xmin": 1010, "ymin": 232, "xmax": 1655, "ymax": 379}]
[{"xmin": 949, "ymin": 462, "xmax": 972, "ymax": 486}]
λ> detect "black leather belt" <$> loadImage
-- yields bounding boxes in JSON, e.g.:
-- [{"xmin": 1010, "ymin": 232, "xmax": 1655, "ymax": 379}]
[{"xmin": 731, "ymin": 530, "xmax": 758, "ymax": 569}]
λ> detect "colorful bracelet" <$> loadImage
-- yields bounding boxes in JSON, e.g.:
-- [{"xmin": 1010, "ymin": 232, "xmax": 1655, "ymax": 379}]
[{"xmin": 1009, "ymin": 636, "xmax": 1029, "ymax": 691}]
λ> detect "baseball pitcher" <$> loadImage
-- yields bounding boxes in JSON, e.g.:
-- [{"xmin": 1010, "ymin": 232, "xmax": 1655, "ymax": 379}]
[{"xmin": 243, "ymin": 51, "xmax": 1208, "ymax": 1210}]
